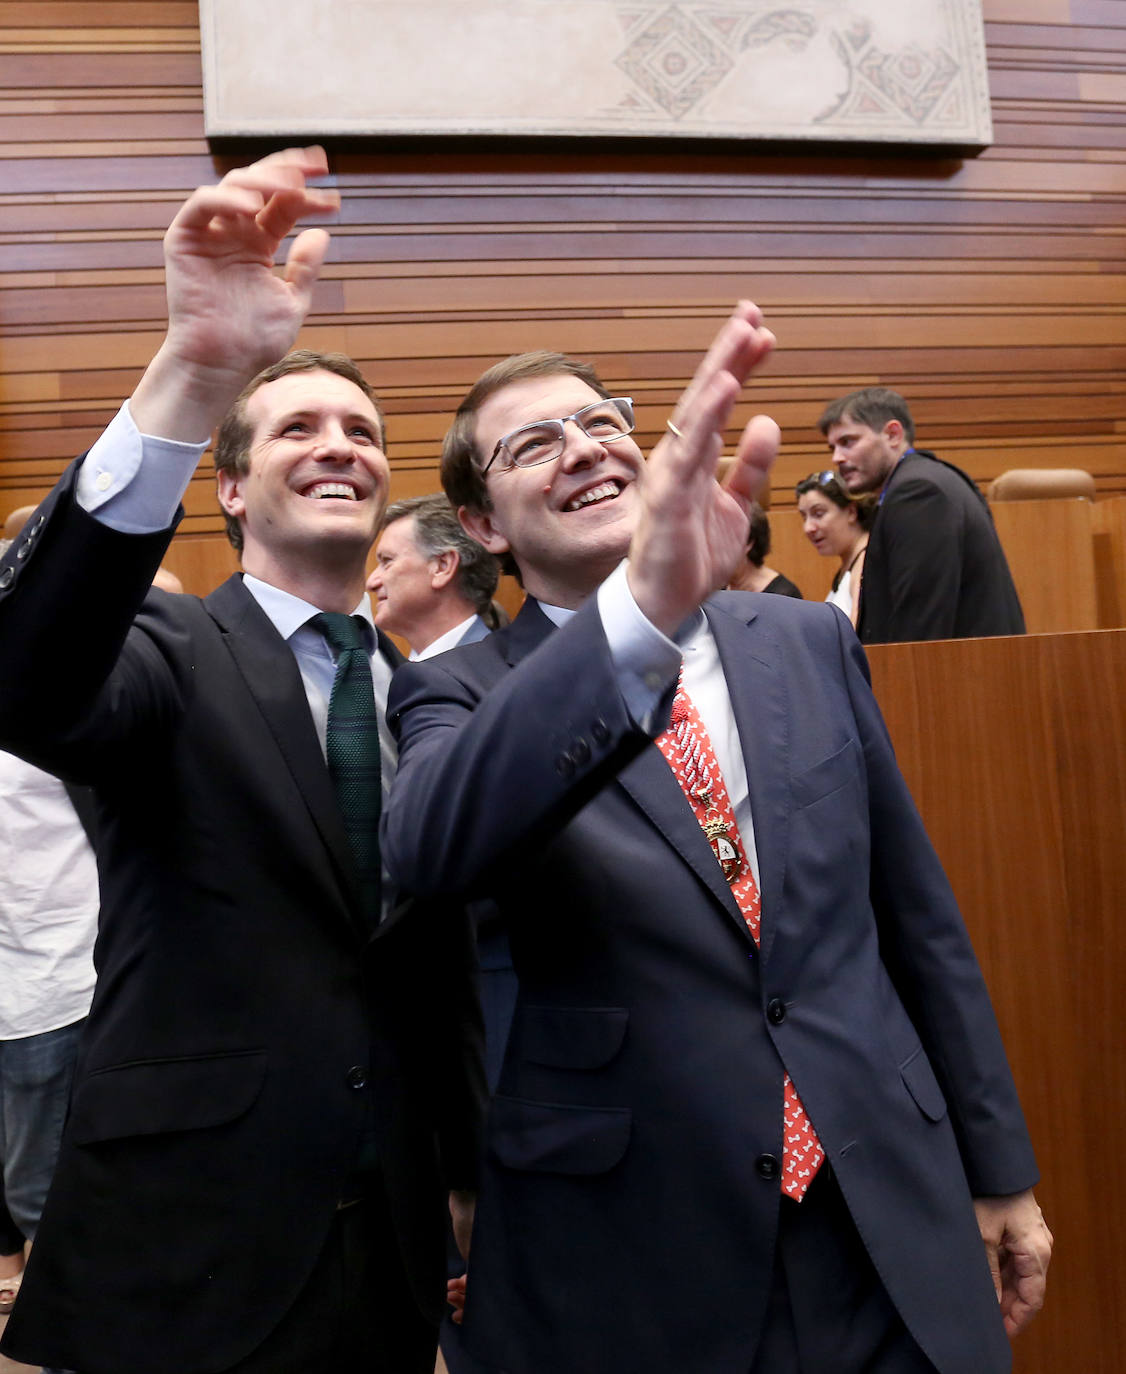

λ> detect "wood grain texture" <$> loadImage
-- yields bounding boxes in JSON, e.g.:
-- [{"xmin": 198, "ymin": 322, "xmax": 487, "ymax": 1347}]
[
  {"xmin": 868, "ymin": 627, "xmax": 1126, "ymax": 1374},
  {"xmin": 0, "ymin": 2, "xmax": 1123, "ymax": 582}
]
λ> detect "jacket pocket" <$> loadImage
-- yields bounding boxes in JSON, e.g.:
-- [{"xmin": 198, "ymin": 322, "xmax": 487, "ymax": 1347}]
[
  {"xmin": 519, "ymin": 1005, "xmax": 628, "ymax": 1070},
  {"xmin": 69, "ymin": 1049, "xmax": 268, "ymax": 1144},
  {"xmin": 792, "ymin": 739, "xmax": 859, "ymax": 809},
  {"xmin": 899, "ymin": 1045, "xmax": 948, "ymax": 1123},
  {"xmin": 490, "ymin": 1095, "xmax": 631, "ymax": 1174}
]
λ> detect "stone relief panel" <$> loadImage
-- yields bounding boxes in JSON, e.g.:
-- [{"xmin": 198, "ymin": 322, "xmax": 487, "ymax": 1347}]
[{"xmin": 201, "ymin": 0, "xmax": 992, "ymax": 145}]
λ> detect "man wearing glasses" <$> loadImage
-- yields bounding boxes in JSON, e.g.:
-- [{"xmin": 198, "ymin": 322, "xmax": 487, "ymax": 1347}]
[{"xmin": 384, "ymin": 336, "xmax": 1051, "ymax": 1374}]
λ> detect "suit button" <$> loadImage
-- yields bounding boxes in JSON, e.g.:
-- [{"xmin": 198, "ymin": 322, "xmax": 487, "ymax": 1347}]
[
  {"xmin": 767, "ymin": 998, "xmax": 787, "ymax": 1025},
  {"xmin": 555, "ymin": 752, "xmax": 575, "ymax": 778},
  {"xmin": 591, "ymin": 719, "xmax": 610, "ymax": 745},
  {"xmin": 755, "ymin": 1153, "xmax": 780, "ymax": 1180},
  {"xmin": 346, "ymin": 1066, "xmax": 367, "ymax": 1090},
  {"xmin": 0, "ymin": 568, "xmax": 12, "ymax": 589},
  {"xmin": 571, "ymin": 738, "xmax": 591, "ymax": 766},
  {"xmin": 15, "ymin": 544, "xmax": 29, "ymax": 560}
]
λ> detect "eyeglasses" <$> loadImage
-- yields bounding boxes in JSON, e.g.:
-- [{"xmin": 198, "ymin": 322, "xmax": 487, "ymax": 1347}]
[
  {"xmin": 795, "ymin": 470, "xmax": 843, "ymax": 496},
  {"xmin": 481, "ymin": 397, "xmax": 636, "ymax": 475}
]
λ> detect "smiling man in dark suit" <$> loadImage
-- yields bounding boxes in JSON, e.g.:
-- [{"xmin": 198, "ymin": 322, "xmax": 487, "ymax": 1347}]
[
  {"xmin": 383, "ymin": 326, "xmax": 1051, "ymax": 1374},
  {"xmin": 0, "ymin": 149, "xmax": 483, "ymax": 1374}
]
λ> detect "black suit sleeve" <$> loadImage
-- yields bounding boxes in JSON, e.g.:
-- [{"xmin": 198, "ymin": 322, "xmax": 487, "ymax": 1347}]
[{"xmin": 0, "ymin": 461, "xmax": 181, "ymax": 776}]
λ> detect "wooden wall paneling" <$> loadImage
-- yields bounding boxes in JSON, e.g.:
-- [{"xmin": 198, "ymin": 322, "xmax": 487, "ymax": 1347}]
[
  {"xmin": 1091, "ymin": 495, "xmax": 1126, "ymax": 629},
  {"xmin": 990, "ymin": 498, "xmax": 1100, "ymax": 633},
  {"xmin": 867, "ymin": 628, "xmax": 1126, "ymax": 1374},
  {"xmin": 157, "ymin": 531, "xmax": 238, "ymax": 596}
]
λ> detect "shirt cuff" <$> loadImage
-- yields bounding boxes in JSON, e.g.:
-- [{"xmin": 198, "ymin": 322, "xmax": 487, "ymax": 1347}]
[
  {"xmin": 596, "ymin": 561, "xmax": 681, "ymax": 732},
  {"xmin": 76, "ymin": 400, "xmax": 209, "ymax": 533}
]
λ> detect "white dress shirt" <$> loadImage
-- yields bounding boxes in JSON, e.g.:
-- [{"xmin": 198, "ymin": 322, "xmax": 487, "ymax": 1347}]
[{"xmin": 0, "ymin": 752, "xmax": 98, "ymax": 1038}]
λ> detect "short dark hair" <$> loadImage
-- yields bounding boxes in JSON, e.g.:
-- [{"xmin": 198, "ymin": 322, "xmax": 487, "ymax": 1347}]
[
  {"xmin": 441, "ymin": 351, "xmax": 611, "ymax": 582},
  {"xmin": 213, "ymin": 350, "xmax": 384, "ymax": 553},
  {"xmin": 745, "ymin": 502, "xmax": 771, "ymax": 567},
  {"xmin": 794, "ymin": 470, "xmax": 877, "ymax": 532},
  {"xmin": 817, "ymin": 386, "xmax": 915, "ymax": 447},
  {"xmin": 380, "ymin": 493, "xmax": 499, "ymax": 615}
]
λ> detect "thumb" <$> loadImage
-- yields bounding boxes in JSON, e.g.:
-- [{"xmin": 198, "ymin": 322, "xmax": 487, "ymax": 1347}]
[
  {"xmin": 725, "ymin": 414, "xmax": 781, "ymax": 507},
  {"xmin": 283, "ymin": 227, "xmax": 330, "ymax": 305}
]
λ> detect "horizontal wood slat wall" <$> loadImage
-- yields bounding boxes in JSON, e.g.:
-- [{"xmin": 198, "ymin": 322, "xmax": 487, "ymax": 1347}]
[{"xmin": 1, "ymin": 0, "xmax": 1124, "ymax": 602}]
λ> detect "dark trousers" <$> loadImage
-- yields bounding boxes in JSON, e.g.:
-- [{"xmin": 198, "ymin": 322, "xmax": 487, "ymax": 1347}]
[
  {"xmin": 751, "ymin": 1169, "xmax": 937, "ymax": 1374},
  {"xmin": 70, "ymin": 1178, "xmax": 438, "ymax": 1374},
  {"xmin": 227, "ymin": 1179, "xmax": 438, "ymax": 1374}
]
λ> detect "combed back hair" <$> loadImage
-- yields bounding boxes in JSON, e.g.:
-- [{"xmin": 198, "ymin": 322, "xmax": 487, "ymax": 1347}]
[
  {"xmin": 817, "ymin": 386, "xmax": 916, "ymax": 448},
  {"xmin": 745, "ymin": 502, "xmax": 771, "ymax": 567},
  {"xmin": 794, "ymin": 471, "xmax": 878, "ymax": 532},
  {"xmin": 441, "ymin": 351, "xmax": 612, "ymax": 582},
  {"xmin": 213, "ymin": 350, "xmax": 384, "ymax": 553},
  {"xmin": 380, "ymin": 493, "xmax": 501, "ymax": 619}
]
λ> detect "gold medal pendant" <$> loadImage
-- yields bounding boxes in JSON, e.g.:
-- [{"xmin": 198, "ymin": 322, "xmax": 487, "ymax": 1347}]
[{"xmin": 694, "ymin": 787, "xmax": 743, "ymax": 883}]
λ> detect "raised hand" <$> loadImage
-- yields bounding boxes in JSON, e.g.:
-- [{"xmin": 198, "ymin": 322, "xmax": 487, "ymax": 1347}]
[
  {"xmin": 131, "ymin": 147, "xmax": 340, "ymax": 442},
  {"xmin": 625, "ymin": 301, "xmax": 780, "ymax": 635}
]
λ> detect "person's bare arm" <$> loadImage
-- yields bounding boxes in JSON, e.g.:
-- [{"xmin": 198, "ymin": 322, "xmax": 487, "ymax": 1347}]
[
  {"xmin": 130, "ymin": 146, "xmax": 339, "ymax": 443},
  {"xmin": 626, "ymin": 300, "xmax": 780, "ymax": 636}
]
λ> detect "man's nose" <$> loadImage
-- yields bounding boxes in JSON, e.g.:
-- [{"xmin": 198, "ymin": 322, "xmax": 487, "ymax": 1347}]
[
  {"xmin": 557, "ymin": 420, "xmax": 604, "ymax": 470},
  {"xmin": 315, "ymin": 421, "xmax": 356, "ymax": 458}
]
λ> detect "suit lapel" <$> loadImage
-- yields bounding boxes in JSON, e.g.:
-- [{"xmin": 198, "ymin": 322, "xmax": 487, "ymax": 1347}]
[
  {"xmin": 204, "ymin": 576, "xmax": 361, "ymax": 924},
  {"xmin": 707, "ymin": 596, "xmax": 791, "ymax": 966},
  {"xmin": 616, "ymin": 745, "xmax": 751, "ymax": 940}
]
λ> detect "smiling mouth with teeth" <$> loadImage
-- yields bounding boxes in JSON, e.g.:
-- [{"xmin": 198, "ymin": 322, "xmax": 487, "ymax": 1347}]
[
  {"xmin": 565, "ymin": 479, "xmax": 622, "ymax": 513},
  {"xmin": 305, "ymin": 482, "xmax": 359, "ymax": 501}
]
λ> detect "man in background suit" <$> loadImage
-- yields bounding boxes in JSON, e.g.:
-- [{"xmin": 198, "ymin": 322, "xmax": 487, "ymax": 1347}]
[
  {"xmin": 819, "ymin": 386, "xmax": 1025, "ymax": 644},
  {"xmin": 0, "ymin": 149, "xmax": 483, "ymax": 1374},
  {"xmin": 368, "ymin": 492, "xmax": 515, "ymax": 1374},
  {"xmin": 383, "ymin": 327, "xmax": 1051, "ymax": 1373},
  {"xmin": 368, "ymin": 493, "xmax": 502, "ymax": 660}
]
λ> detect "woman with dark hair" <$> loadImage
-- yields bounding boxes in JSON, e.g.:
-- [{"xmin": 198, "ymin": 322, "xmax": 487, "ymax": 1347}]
[
  {"xmin": 795, "ymin": 471, "xmax": 876, "ymax": 627},
  {"xmin": 728, "ymin": 502, "xmax": 802, "ymax": 598}
]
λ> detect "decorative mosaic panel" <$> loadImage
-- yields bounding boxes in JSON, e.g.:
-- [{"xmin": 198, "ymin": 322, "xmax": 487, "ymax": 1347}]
[{"xmin": 201, "ymin": 0, "xmax": 992, "ymax": 145}]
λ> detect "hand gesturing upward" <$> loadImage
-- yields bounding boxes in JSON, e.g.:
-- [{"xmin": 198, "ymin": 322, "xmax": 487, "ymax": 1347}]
[{"xmin": 626, "ymin": 301, "xmax": 780, "ymax": 636}]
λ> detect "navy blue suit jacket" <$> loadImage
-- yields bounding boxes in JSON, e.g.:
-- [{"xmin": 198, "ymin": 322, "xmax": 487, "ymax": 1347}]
[{"xmin": 385, "ymin": 591, "xmax": 1037, "ymax": 1374}]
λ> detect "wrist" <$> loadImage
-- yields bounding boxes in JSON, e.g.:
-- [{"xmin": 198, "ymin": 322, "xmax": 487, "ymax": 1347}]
[{"xmin": 129, "ymin": 341, "xmax": 257, "ymax": 444}]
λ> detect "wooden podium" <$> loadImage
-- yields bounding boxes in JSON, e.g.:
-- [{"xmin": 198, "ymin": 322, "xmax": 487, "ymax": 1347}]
[{"xmin": 867, "ymin": 628, "xmax": 1126, "ymax": 1374}]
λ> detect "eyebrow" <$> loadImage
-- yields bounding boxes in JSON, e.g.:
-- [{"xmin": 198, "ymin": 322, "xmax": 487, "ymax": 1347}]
[{"xmin": 273, "ymin": 407, "xmax": 381, "ymax": 434}]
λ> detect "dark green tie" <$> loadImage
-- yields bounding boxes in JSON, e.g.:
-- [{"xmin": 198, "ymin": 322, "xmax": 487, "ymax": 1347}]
[{"xmin": 311, "ymin": 612, "xmax": 382, "ymax": 929}]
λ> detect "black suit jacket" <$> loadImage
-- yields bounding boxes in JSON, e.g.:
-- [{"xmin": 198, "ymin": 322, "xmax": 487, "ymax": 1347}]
[
  {"xmin": 858, "ymin": 449, "xmax": 1025, "ymax": 644},
  {"xmin": 384, "ymin": 593, "xmax": 1038, "ymax": 1374},
  {"xmin": 0, "ymin": 463, "xmax": 484, "ymax": 1374}
]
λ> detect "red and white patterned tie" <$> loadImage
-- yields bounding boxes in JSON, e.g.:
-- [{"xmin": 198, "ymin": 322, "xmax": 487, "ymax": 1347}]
[{"xmin": 655, "ymin": 676, "xmax": 825, "ymax": 1201}]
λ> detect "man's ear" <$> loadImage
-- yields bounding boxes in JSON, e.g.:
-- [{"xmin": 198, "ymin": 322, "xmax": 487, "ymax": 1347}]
[
  {"xmin": 216, "ymin": 469, "xmax": 246, "ymax": 522},
  {"xmin": 459, "ymin": 505, "xmax": 510, "ymax": 556},
  {"xmin": 883, "ymin": 419, "xmax": 904, "ymax": 448},
  {"xmin": 430, "ymin": 549, "xmax": 459, "ymax": 590}
]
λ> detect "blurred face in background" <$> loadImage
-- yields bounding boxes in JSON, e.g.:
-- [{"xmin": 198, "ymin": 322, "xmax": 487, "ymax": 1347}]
[{"xmin": 798, "ymin": 487, "xmax": 861, "ymax": 560}]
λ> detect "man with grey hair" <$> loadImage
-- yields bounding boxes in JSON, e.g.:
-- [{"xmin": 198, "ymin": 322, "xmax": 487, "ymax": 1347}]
[{"xmin": 368, "ymin": 493, "xmax": 503, "ymax": 659}]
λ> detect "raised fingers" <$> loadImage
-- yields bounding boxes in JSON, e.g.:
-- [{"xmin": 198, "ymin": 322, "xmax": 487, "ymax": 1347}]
[
  {"xmin": 725, "ymin": 414, "xmax": 782, "ymax": 507},
  {"xmin": 170, "ymin": 147, "xmax": 339, "ymax": 241}
]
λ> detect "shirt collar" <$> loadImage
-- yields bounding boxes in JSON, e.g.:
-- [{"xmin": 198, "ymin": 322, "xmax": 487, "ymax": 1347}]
[
  {"xmin": 411, "ymin": 613, "xmax": 480, "ymax": 661},
  {"xmin": 241, "ymin": 573, "xmax": 376, "ymax": 646}
]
